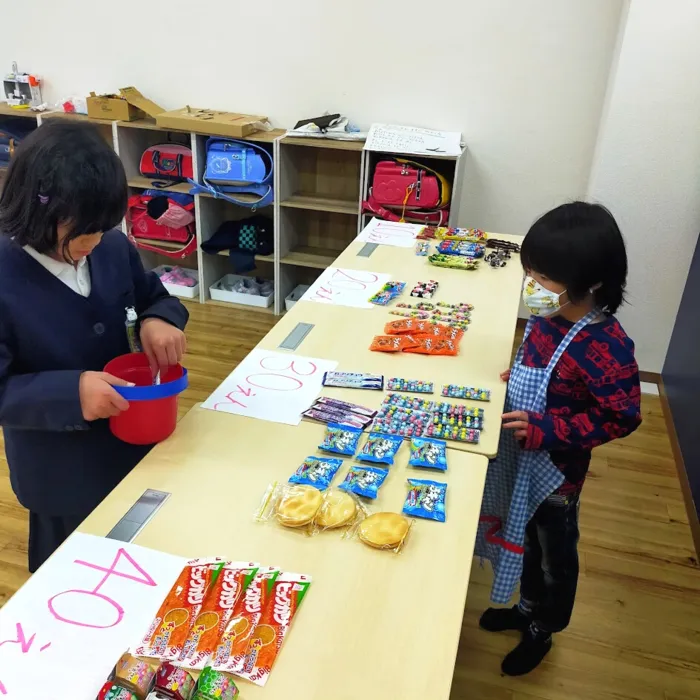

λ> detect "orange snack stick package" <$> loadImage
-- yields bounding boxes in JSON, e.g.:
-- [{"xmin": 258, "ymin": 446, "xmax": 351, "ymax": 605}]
[
  {"xmin": 236, "ymin": 572, "xmax": 312, "ymax": 687},
  {"xmin": 370, "ymin": 335, "xmax": 419, "ymax": 352},
  {"xmin": 178, "ymin": 561, "xmax": 259, "ymax": 670},
  {"xmin": 135, "ymin": 558, "xmax": 223, "ymax": 660},
  {"xmin": 209, "ymin": 567, "xmax": 280, "ymax": 673}
]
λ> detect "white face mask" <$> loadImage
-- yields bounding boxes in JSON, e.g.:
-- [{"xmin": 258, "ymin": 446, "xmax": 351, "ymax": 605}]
[{"xmin": 522, "ymin": 276, "xmax": 568, "ymax": 317}]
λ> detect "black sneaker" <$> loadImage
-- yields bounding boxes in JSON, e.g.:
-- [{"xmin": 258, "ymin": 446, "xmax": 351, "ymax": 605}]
[
  {"xmin": 501, "ymin": 625, "xmax": 552, "ymax": 676},
  {"xmin": 479, "ymin": 605, "xmax": 531, "ymax": 633}
]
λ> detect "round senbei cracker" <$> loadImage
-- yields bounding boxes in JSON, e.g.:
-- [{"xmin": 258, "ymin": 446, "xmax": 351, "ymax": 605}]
[
  {"xmin": 359, "ymin": 512, "xmax": 410, "ymax": 549},
  {"xmin": 315, "ymin": 489, "xmax": 357, "ymax": 529},
  {"xmin": 276, "ymin": 485, "xmax": 323, "ymax": 527}
]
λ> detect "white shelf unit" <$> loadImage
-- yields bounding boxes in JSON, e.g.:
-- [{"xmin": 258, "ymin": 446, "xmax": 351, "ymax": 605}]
[{"xmin": 11, "ymin": 109, "xmax": 466, "ymax": 316}]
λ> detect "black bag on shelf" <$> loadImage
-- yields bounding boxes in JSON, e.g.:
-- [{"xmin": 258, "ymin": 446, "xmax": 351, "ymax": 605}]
[{"xmin": 201, "ymin": 216, "xmax": 273, "ymax": 273}]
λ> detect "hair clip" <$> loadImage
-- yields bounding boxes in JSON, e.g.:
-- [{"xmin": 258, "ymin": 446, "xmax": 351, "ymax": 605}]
[{"xmin": 38, "ymin": 194, "xmax": 49, "ymax": 205}]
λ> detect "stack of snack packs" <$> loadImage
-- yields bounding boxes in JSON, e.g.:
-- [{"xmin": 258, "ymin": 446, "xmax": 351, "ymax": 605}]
[
  {"xmin": 135, "ymin": 558, "xmax": 225, "ymax": 661},
  {"xmin": 211, "ymin": 569, "xmax": 312, "ymax": 687}
]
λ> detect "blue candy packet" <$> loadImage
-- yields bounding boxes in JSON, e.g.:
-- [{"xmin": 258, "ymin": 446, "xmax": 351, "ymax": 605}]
[
  {"xmin": 319, "ymin": 423, "xmax": 363, "ymax": 456},
  {"xmin": 357, "ymin": 433, "xmax": 404, "ymax": 465},
  {"xmin": 403, "ymin": 478, "xmax": 447, "ymax": 522},
  {"xmin": 338, "ymin": 466, "xmax": 388, "ymax": 499},
  {"xmin": 408, "ymin": 437, "xmax": 448, "ymax": 470},
  {"xmin": 289, "ymin": 456, "xmax": 343, "ymax": 490}
]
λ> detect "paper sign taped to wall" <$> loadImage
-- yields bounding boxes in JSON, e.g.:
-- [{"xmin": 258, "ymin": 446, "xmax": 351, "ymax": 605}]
[
  {"xmin": 356, "ymin": 218, "xmax": 424, "ymax": 248},
  {"xmin": 365, "ymin": 124, "xmax": 462, "ymax": 157},
  {"xmin": 0, "ymin": 533, "xmax": 185, "ymax": 700},
  {"xmin": 302, "ymin": 268, "xmax": 391, "ymax": 308},
  {"xmin": 202, "ymin": 348, "xmax": 337, "ymax": 425}
]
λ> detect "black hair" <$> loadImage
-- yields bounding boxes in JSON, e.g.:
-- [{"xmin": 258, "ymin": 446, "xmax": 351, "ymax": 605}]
[
  {"xmin": 521, "ymin": 201, "xmax": 628, "ymax": 314},
  {"xmin": 0, "ymin": 119, "xmax": 127, "ymax": 261}
]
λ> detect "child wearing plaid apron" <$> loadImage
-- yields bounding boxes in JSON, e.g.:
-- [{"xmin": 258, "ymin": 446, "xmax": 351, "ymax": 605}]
[{"xmin": 475, "ymin": 202, "xmax": 642, "ymax": 675}]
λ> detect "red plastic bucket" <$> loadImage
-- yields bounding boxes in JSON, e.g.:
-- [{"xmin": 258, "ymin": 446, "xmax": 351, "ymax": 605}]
[{"xmin": 104, "ymin": 352, "xmax": 188, "ymax": 445}]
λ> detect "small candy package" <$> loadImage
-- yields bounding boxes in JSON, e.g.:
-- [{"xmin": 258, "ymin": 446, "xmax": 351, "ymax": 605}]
[
  {"xmin": 387, "ymin": 377, "xmax": 434, "ymax": 394},
  {"xmin": 409, "ymin": 437, "xmax": 448, "ymax": 471},
  {"xmin": 338, "ymin": 465, "xmax": 388, "ymax": 499},
  {"xmin": 403, "ymin": 478, "xmax": 447, "ymax": 522},
  {"xmin": 111, "ymin": 652, "xmax": 157, "ymax": 698},
  {"xmin": 235, "ymin": 573, "xmax": 312, "ymax": 687},
  {"xmin": 98, "ymin": 682, "xmax": 139, "ymax": 700},
  {"xmin": 415, "ymin": 240, "xmax": 430, "ymax": 256},
  {"xmin": 383, "ymin": 393, "xmax": 435, "ymax": 412},
  {"xmin": 403, "ymin": 337, "xmax": 459, "ymax": 356},
  {"xmin": 154, "ymin": 662, "xmax": 197, "ymax": 700},
  {"xmin": 384, "ymin": 318, "xmax": 437, "ymax": 335},
  {"xmin": 192, "ymin": 666, "xmax": 240, "ymax": 699},
  {"xmin": 369, "ymin": 334, "xmax": 419, "ymax": 352},
  {"xmin": 289, "ymin": 456, "xmax": 343, "ymax": 490},
  {"xmin": 370, "ymin": 405, "xmax": 431, "ymax": 438},
  {"xmin": 442, "ymin": 384, "xmax": 491, "ymax": 401},
  {"xmin": 357, "ymin": 433, "xmax": 403, "ymax": 465},
  {"xmin": 319, "ymin": 423, "xmax": 363, "ymax": 456},
  {"xmin": 314, "ymin": 488, "xmax": 367, "ymax": 533},
  {"xmin": 369, "ymin": 280, "xmax": 406, "ymax": 305}
]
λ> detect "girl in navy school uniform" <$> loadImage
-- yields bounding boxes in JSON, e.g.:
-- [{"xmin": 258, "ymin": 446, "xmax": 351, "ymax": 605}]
[
  {"xmin": 475, "ymin": 202, "xmax": 642, "ymax": 675},
  {"xmin": 0, "ymin": 120, "xmax": 189, "ymax": 572}
]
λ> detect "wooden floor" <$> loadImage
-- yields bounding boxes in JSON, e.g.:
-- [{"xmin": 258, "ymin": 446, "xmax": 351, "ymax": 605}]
[{"xmin": 1, "ymin": 303, "xmax": 699, "ymax": 699}]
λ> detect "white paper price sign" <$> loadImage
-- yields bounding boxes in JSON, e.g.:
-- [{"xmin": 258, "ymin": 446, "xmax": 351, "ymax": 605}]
[
  {"xmin": 357, "ymin": 218, "xmax": 424, "ymax": 248},
  {"xmin": 202, "ymin": 349, "xmax": 338, "ymax": 425},
  {"xmin": 302, "ymin": 267, "xmax": 391, "ymax": 308}
]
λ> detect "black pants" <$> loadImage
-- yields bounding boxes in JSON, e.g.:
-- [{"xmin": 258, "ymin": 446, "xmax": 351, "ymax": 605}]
[
  {"xmin": 28, "ymin": 513, "xmax": 84, "ymax": 573},
  {"xmin": 519, "ymin": 492, "xmax": 580, "ymax": 633}
]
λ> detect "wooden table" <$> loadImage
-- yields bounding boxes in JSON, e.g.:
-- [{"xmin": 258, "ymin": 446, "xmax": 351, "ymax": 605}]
[
  {"xmin": 258, "ymin": 233, "xmax": 524, "ymax": 458},
  {"xmin": 80, "ymin": 408, "xmax": 488, "ymax": 700}
]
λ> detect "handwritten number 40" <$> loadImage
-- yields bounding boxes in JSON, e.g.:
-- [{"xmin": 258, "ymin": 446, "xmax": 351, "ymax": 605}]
[{"xmin": 47, "ymin": 549, "xmax": 156, "ymax": 630}]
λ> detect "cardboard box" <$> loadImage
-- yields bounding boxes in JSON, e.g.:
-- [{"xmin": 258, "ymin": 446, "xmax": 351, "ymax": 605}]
[
  {"xmin": 86, "ymin": 87, "xmax": 163, "ymax": 122},
  {"xmin": 156, "ymin": 107, "xmax": 268, "ymax": 138}
]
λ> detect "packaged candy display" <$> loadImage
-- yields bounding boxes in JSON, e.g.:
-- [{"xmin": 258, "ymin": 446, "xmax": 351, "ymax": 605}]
[
  {"xmin": 370, "ymin": 404, "xmax": 432, "ymax": 438},
  {"xmin": 368, "ymin": 280, "xmax": 406, "ymax": 305},
  {"xmin": 357, "ymin": 432, "xmax": 404, "ymax": 465},
  {"xmin": 410, "ymin": 280, "xmax": 439, "ymax": 299},
  {"xmin": 484, "ymin": 249, "xmax": 511, "ymax": 268},
  {"xmin": 135, "ymin": 559, "xmax": 223, "ymax": 661},
  {"xmin": 396, "ymin": 301, "xmax": 436, "ymax": 311},
  {"xmin": 403, "ymin": 337, "xmax": 459, "ymax": 356},
  {"xmin": 427, "ymin": 421, "xmax": 480, "ymax": 443},
  {"xmin": 154, "ymin": 662, "xmax": 197, "ymax": 700},
  {"xmin": 387, "ymin": 377, "xmax": 434, "ymax": 394},
  {"xmin": 178, "ymin": 563, "xmax": 259, "ymax": 670},
  {"xmin": 408, "ymin": 437, "xmax": 448, "ymax": 470},
  {"xmin": 437, "ymin": 300, "xmax": 474, "ymax": 311},
  {"xmin": 99, "ymin": 682, "xmax": 139, "ymax": 700},
  {"xmin": 418, "ymin": 226, "xmax": 487, "ymax": 243},
  {"xmin": 369, "ymin": 334, "xmax": 420, "ymax": 353},
  {"xmin": 403, "ymin": 478, "xmax": 447, "ymax": 522},
  {"xmin": 315, "ymin": 488, "xmax": 362, "ymax": 530},
  {"xmin": 112, "ymin": 652, "xmax": 157, "ymax": 698},
  {"xmin": 486, "ymin": 237, "xmax": 521, "ymax": 253},
  {"xmin": 428, "ymin": 253, "xmax": 479, "ymax": 270},
  {"xmin": 211, "ymin": 567, "xmax": 279, "ymax": 673},
  {"xmin": 319, "ymin": 423, "xmax": 363, "ymax": 455},
  {"xmin": 192, "ymin": 666, "xmax": 239, "ymax": 699},
  {"xmin": 304, "ymin": 397, "xmax": 376, "ymax": 429},
  {"xmin": 322, "ymin": 371, "xmax": 384, "ymax": 390},
  {"xmin": 436, "ymin": 240, "xmax": 485, "ymax": 258},
  {"xmin": 433, "ymin": 401, "xmax": 484, "ymax": 424},
  {"xmin": 384, "ymin": 392, "xmax": 434, "ymax": 411},
  {"xmin": 338, "ymin": 465, "xmax": 388, "ymax": 499},
  {"xmin": 235, "ymin": 573, "xmax": 311, "ymax": 687},
  {"xmin": 289, "ymin": 456, "xmax": 343, "ymax": 490},
  {"xmin": 415, "ymin": 240, "xmax": 430, "ymax": 256},
  {"xmin": 389, "ymin": 308, "xmax": 431, "ymax": 320},
  {"xmin": 442, "ymin": 384, "xmax": 491, "ymax": 401},
  {"xmin": 358, "ymin": 512, "xmax": 411, "ymax": 551}
]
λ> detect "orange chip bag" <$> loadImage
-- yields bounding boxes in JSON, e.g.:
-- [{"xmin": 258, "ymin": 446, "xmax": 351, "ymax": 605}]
[
  {"xmin": 384, "ymin": 318, "xmax": 417, "ymax": 335},
  {"xmin": 404, "ymin": 337, "xmax": 459, "ymax": 356},
  {"xmin": 436, "ymin": 325, "xmax": 465, "ymax": 343},
  {"xmin": 369, "ymin": 335, "xmax": 419, "ymax": 352},
  {"xmin": 236, "ymin": 572, "xmax": 312, "ymax": 687},
  {"xmin": 210, "ymin": 566, "xmax": 280, "ymax": 673},
  {"xmin": 135, "ymin": 558, "xmax": 223, "ymax": 660},
  {"xmin": 178, "ymin": 561, "xmax": 259, "ymax": 670}
]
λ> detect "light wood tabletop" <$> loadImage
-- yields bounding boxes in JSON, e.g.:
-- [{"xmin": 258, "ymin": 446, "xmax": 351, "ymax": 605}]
[{"xmin": 79, "ymin": 408, "xmax": 488, "ymax": 700}]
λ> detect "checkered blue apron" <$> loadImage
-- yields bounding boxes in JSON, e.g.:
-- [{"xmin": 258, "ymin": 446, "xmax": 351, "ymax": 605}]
[{"xmin": 475, "ymin": 310, "xmax": 600, "ymax": 604}]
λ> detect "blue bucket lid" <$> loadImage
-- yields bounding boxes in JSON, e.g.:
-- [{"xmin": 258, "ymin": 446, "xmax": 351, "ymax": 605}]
[{"xmin": 114, "ymin": 369, "xmax": 189, "ymax": 401}]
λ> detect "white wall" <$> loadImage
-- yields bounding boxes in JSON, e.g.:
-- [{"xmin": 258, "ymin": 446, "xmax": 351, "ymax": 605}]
[
  {"xmin": 588, "ymin": 0, "xmax": 700, "ymax": 373},
  {"xmin": 0, "ymin": 0, "xmax": 622, "ymax": 235}
]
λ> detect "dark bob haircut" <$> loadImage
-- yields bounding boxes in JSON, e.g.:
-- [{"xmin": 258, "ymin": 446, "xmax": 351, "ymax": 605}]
[
  {"xmin": 521, "ymin": 201, "xmax": 628, "ymax": 314},
  {"xmin": 0, "ymin": 119, "xmax": 127, "ymax": 261}
]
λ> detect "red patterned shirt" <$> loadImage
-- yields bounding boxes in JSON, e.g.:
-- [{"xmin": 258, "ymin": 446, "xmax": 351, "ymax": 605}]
[{"xmin": 520, "ymin": 314, "xmax": 642, "ymax": 495}]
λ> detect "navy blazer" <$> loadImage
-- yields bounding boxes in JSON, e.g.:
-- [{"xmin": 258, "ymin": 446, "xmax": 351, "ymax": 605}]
[{"xmin": 0, "ymin": 230, "xmax": 188, "ymax": 516}]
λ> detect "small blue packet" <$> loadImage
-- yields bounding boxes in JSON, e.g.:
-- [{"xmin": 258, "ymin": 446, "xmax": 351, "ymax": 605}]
[
  {"xmin": 319, "ymin": 423, "xmax": 363, "ymax": 456},
  {"xmin": 289, "ymin": 456, "xmax": 343, "ymax": 490},
  {"xmin": 357, "ymin": 433, "xmax": 403, "ymax": 465},
  {"xmin": 403, "ymin": 478, "xmax": 447, "ymax": 522},
  {"xmin": 338, "ymin": 466, "xmax": 388, "ymax": 499},
  {"xmin": 408, "ymin": 437, "xmax": 448, "ymax": 470}
]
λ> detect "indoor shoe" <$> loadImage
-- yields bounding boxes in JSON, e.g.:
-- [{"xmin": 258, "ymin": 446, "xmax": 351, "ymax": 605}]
[
  {"xmin": 501, "ymin": 624, "xmax": 552, "ymax": 676},
  {"xmin": 479, "ymin": 606, "xmax": 530, "ymax": 633}
]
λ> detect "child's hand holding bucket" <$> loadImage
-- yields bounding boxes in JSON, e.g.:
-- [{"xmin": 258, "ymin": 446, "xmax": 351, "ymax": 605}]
[{"xmin": 79, "ymin": 371, "xmax": 134, "ymax": 421}]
